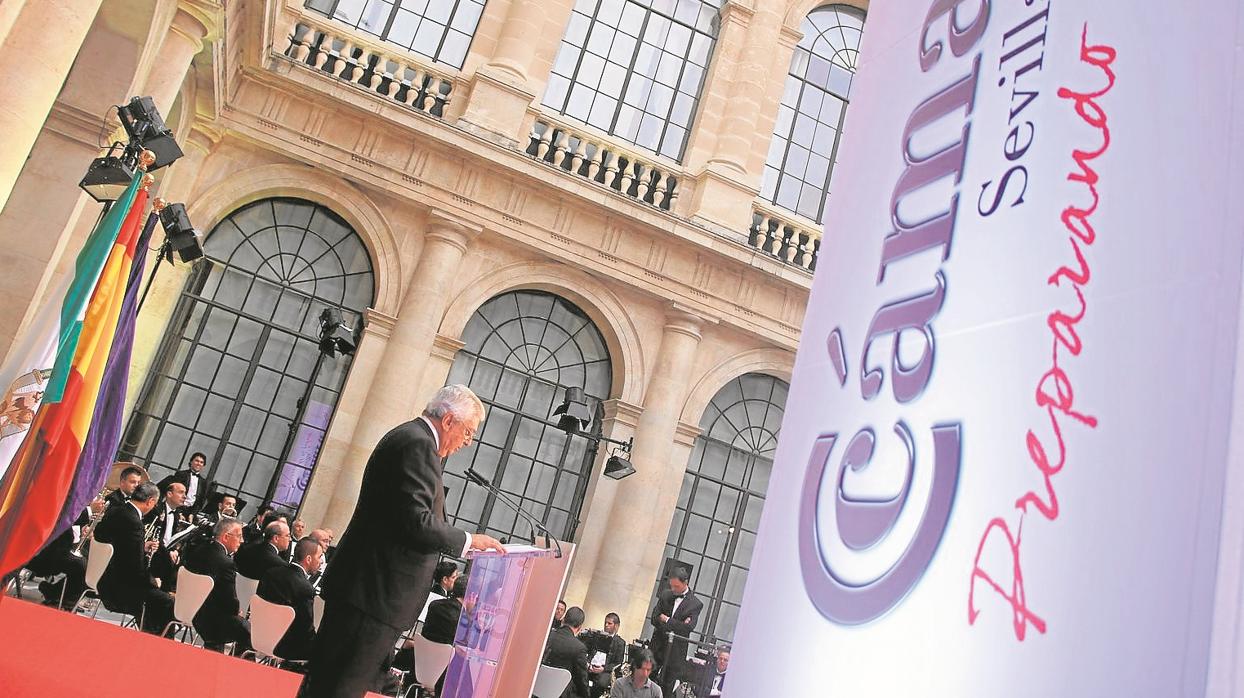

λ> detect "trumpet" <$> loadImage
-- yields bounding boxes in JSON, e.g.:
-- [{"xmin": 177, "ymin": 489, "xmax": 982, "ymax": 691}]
[{"xmin": 71, "ymin": 487, "xmax": 114, "ymax": 557}]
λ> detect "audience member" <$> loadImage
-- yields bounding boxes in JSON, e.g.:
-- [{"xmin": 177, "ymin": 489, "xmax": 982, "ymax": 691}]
[
  {"xmin": 257, "ymin": 537, "xmax": 323, "ymax": 662},
  {"xmin": 551, "ymin": 598, "xmax": 567, "ymax": 630},
  {"xmin": 543, "ymin": 605, "xmax": 590, "ymax": 698},
  {"xmin": 93, "ymin": 481, "xmax": 173, "ymax": 634},
  {"xmin": 586, "ymin": 612, "xmax": 627, "ymax": 697},
  {"xmin": 235, "ymin": 520, "xmax": 291, "ymax": 581},
  {"xmin": 185, "ymin": 518, "xmax": 251, "ymax": 654},
  {"xmin": 610, "ymin": 648, "xmax": 663, "ymax": 698},
  {"xmin": 157, "ymin": 452, "xmax": 213, "ymax": 513},
  {"xmin": 103, "ymin": 465, "xmax": 145, "ymax": 509},
  {"xmin": 648, "ymin": 566, "xmax": 701, "ymax": 693}
]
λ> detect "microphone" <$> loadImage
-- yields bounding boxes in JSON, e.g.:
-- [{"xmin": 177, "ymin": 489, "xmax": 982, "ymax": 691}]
[{"xmin": 464, "ymin": 467, "xmax": 563, "ymax": 558}]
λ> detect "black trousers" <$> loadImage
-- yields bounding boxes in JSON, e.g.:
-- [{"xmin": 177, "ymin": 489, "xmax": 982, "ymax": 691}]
[
  {"xmin": 301, "ymin": 599, "xmax": 403, "ymax": 698},
  {"xmin": 200, "ymin": 614, "xmax": 252, "ymax": 654},
  {"xmin": 104, "ymin": 587, "xmax": 174, "ymax": 634}
]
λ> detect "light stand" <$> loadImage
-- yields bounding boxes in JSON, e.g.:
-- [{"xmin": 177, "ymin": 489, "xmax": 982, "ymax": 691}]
[{"xmin": 136, "ymin": 199, "xmax": 204, "ymax": 312}]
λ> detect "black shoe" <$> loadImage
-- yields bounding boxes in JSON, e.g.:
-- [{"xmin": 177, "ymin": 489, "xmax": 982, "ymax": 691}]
[{"xmin": 37, "ymin": 580, "xmax": 55, "ymax": 599}]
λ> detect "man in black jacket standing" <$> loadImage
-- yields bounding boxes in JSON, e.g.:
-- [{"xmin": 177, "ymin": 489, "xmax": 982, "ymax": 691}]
[
  {"xmin": 185, "ymin": 518, "xmax": 251, "ymax": 653},
  {"xmin": 93, "ymin": 481, "xmax": 173, "ymax": 633},
  {"xmin": 543, "ymin": 606, "xmax": 591, "ymax": 698},
  {"xmin": 258, "ymin": 536, "xmax": 324, "ymax": 661},
  {"xmin": 647, "ymin": 566, "xmax": 702, "ymax": 694},
  {"xmin": 157, "ymin": 451, "xmax": 213, "ymax": 513},
  {"xmin": 302, "ymin": 385, "xmax": 505, "ymax": 698}
]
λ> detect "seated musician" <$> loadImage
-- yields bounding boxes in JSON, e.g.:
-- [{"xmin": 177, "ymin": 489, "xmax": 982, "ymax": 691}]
[
  {"xmin": 610, "ymin": 648, "xmax": 663, "ymax": 698},
  {"xmin": 156, "ymin": 452, "xmax": 213, "ymax": 514},
  {"xmin": 257, "ymin": 537, "xmax": 323, "ymax": 662},
  {"xmin": 203, "ymin": 493, "xmax": 239, "ymax": 525},
  {"xmin": 144, "ymin": 482, "xmax": 191, "ymax": 591},
  {"xmin": 184, "ymin": 518, "xmax": 251, "ymax": 654},
  {"xmin": 24, "ymin": 509, "xmax": 89, "ymax": 609},
  {"xmin": 586, "ymin": 612, "xmax": 627, "ymax": 698},
  {"xmin": 708, "ymin": 646, "xmax": 730, "ymax": 697},
  {"xmin": 93, "ymin": 482, "xmax": 174, "ymax": 634},
  {"xmin": 235, "ymin": 520, "xmax": 291, "ymax": 581},
  {"xmin": 543, "ymin": 606, "xmax": 591, "ymax": 698},
  {"xmin": 103, "ymin": 465, "xmax": 145, "ymax": 509},
  {"xmin": 244, "ymin": 505, "xmax": 286, "ymax": 545}
]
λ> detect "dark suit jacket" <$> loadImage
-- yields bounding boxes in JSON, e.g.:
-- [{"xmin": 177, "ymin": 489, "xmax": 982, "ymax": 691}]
[
  {"xmin": 648, "ymin": 589, "xmax": 703, "ymax": 667},
  {"xmin": 235, "ymin": 541, "xmax": 285, "ymax": 581},
  {"xmin": 93, "ymin": 503, "xmax": 154, "ymax": 610},
  {"xmin": 185, "ymin": 540, "xmax": 242, "ymax": 639},
  {"xmin": 144, "ymin": 503, "xmax": 189, "ymax": 587},
  {"xmin": 421, "ymin": 596, "xmax": 462, "ymax": 644},
  {"xmin": 320, "ymin": 418, "xmax": 468, "ymax": 628},
  {"xmin": 157, "ymin": 469, "xmax": 213, "ymax": 512},
  {"xmin": 103, "ymin": 489, "xmax": 130, "ymax": 510},
  {"xmin": 543, "ymin": 627, "xmax": 590, "ymax": 698},
  {"xmin": 258, "ymin": 562, "xmax": 316, "ymax": 660}
]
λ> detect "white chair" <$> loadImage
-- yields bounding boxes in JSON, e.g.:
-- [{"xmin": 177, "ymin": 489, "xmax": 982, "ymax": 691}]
[
  {"xmin": 70, "ymin": 540, "xmax": 114, "ymax": 616},
  {"xmin": 532, "ymin": 665, "xmax": 572, "ymax": 698},
  {"xmin": 312, "ymin": 595, "xmax": 325, "ymax": 631},
  {"xmin": 246, "ymin": 595, "xmax": 296, "ymax": 666},
  {"xmin": 235, "ymin": 574, "xmax": 260, "ymax": 615},
  {"xmin": 407, "ymin": 635, "xmax": 455, "ymax": 695},
  {"xmin": 163, "ymin": 568, "xmax": 215, "ymax": 643}
]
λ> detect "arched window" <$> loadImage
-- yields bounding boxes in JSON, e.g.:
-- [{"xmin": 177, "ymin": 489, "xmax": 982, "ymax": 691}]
[
  {"xmin": 761, "ymin": 5, "xmax": 864, "ymax": 222},
  {"xmin": 120, "ymin": 199, "xmax": 374, "ymax": 511},
  {"xmin": 442, "ymin": 290, "xmax": 613, "ymax": 542},
  {"xmin": 304, "ymin": 0, "xmax": 487, "ymax": 68},
  {"xmin": 653, "ymin": 373, "xmax": 788, "ymax": 643},
  {"xmin": 542, "ymin": 0, "xmax": 722, "ymax": 161}
]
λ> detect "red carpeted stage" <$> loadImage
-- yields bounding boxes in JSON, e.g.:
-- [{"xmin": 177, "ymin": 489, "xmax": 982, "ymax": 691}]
[{"xmin": 0, "ymin": 596, "xmax": 379, "ymax": 697}]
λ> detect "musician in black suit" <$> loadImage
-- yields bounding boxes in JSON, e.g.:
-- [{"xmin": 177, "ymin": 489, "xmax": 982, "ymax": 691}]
[
  {"xmin": 302, "ymin": 385, "xmax": 505, "ymax": 698},
  {"xmin": 93, "ymin": 482, "xmax": 173, "ymax": 634},
  {"xmin": 184, "ymin": 518, "xmax": 251, "ymax": 654},
  {"xmin": 430, "ymin": 559, "xmax": 459, "ymax": 600},
  {"xmin": 258, "ymin": 537, "xmax": 324, "ymax": 661},
  {"xmin": 235, "ymin": 521, "xmax": 291, "ymax": 581},
  {"xmin": 647, "ymin": 566, "xmax": 703, "ymax": 693},
  {"xmin": 103, "ymin": 465, "xmax": 145, "ymax": 509},
  {"xmin": 157, "ymin": 451, "xmax": 213, "ymax": 513},
  {"xmin": 26, "ymin": 509, "xmax": 89, "ymax": 609},
  {"xmin": 422, "ymin": 573, "xmax": 467, "ymax": 644},
  {"xmin": 543, "ymin": 606, "xmax": 591, "ymax": 698},
  {"xmin": 707, "ymin": 646, "xmax": 730, "ymax": 697},
  {"xmin": 586, "ymin": 613, "xmax": 627, "ymax": 697},
  {"xmin": 144, "ymin": 482, "xmax": 191, "ymax": 591}
]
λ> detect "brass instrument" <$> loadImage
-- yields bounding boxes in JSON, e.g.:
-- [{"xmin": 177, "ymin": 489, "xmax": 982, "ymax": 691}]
[{"xmin": 70, "ymin": 487, "xmax": 113, "ymax": 557}]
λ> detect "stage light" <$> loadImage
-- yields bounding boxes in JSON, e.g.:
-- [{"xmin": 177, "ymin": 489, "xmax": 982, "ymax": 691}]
[
  {"xmin": 78, "ymin": 145, "xmax": 136, "ymax": 203},
  {"xmin": 158, "ymin": 202, "xmax": 203, "ymax": 262},
  {"xmin": 604, "ymin": 453, "xmax": 635, "ymax": 480},
  {"xmin": 553, "ymin": 386, "xmax": 592, "ymax": 434},
  {"xmin": 318, "ymin": 307, "xmax": 357, "ymax": 357},
  {"xmin": 118, "ymin": 96, "xmax": 183, "ymax": 170}
]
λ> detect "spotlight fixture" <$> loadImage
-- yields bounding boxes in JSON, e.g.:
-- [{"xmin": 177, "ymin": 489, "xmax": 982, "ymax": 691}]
[
  {"xmin": 118, "ymin": 96, "xmax": 183, "ymax": 170},
  {"xmin": 79, "ymin": 143, "xmax": 137, "ymax": 203},
  {"xmin": 552, "ymin": 386, "xmax": 592, "ymax": 434},
  {"xmin": 603, "ymin": 452, "xmax": 635, "ymax": 480},
  {"xmin": 158, "ymin": 202, "xmax": 203, "ymax": 262},
  {"xmin": 318, "ymin": 308, "xmax": 358, "ymax": 357}
]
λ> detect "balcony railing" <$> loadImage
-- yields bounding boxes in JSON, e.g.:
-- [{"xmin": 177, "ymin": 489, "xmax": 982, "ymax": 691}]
[
  {"xmin": 748, "ymin": 203, "xmax": 821, "ymax": 272},
  {"xmin": 525, "ymin": 117, "xmax": 679, "ymax": 212},
  {"xmin": 281, "ymin": 13, "xmax": 455, "ymax": 119}
]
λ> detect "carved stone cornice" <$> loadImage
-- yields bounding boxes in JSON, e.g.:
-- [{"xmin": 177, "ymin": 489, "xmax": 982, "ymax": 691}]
[
  {"xmin": 602, "ymin": 399, "xmax": 644, "ymax": 429},
  {"xmin": 362, "ymin": 308, "xmax": 397, "ymax": 339},
  {"xmin": 430, "ymin": 333, "xmax": 466, "ymax": 362},
  {"xmin": 674, "ymin": 421, "xmax": 703, "ymax": 447},
  {"xmin": 45, "ymin": 100, "xmax": 107, "ymax": 148}
]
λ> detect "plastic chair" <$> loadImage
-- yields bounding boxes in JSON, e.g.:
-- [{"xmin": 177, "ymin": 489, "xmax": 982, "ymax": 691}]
[
  {"xmin": 408, "ymin": 634, "xmax": 455, "ymax": 694},
  {"xmin": 162, "ymin": 567, "xmax": 215, "ymax": 643},
  {"xmin": 532, "ymin": 665, "xmax": 572, "ymax": 698},
  {"xmin": 235, "ymin": 574, "xmax": 260, "ymax": 615},
  {"xmin": 246, "ymin": 595, "xmax": 296, "ymax": 666},
  {"xmin": 312, "ymin": 595, "xmax": 325, "ymax": 631}
]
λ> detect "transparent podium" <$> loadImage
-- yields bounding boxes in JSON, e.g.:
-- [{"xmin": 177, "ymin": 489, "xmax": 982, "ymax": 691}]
[{"xmin": 441, "ymin": 541, "xmax": 574, "ymax": 698}]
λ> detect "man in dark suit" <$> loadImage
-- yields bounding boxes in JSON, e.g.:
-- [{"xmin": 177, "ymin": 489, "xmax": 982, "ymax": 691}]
[
  {"xmin": 302, "ymin": 385, "xmax": 505, "ymax": 698},
  {"xmin": 235, "ymin": 520, "xmax": 292, "ymax": 581},
  {"xmin": 422, "ymin": 573, "xmax": 467, "ymax": 644},
  {"xmin": 586, "ymin": 612, "xmax": 627, "ymax": 697},
  {"xmin": 157, "ymin": 451, "xmax": 214, "ymax": 513},
  {"xmin": 543, "ymin": 605, "xmax": 591, "ymax": 698},
  {"xmin": 647, "ymin": 566, "xmax": 702, "ymax": 694},
  {"xmin": 25, "ymin": 508, "xmax": 89, "ymax": 609},
  {"xmin": 707, "ymin": 646, "xmax": 730, "ymax": 697},
  {"xmin": 430, "ymin": 559, "xmax": 459, "ymax": 600},
  {"xmin": 184, "ymin": 518, "xmax": 251, "ymax": 654},
  {"xmin": 258, "ymin": 537, "xmax": 323, "ymax": 661},
  {"xmin": 144, "ymin": 482, "xmax": 191, "ymax": 591},
  {"xmin": 103, "ymin": 465, "xmax": 145, "ymax": 509},
  {"xmin": 93, "ymin": 481, "xmax": 173, "ymax": 634}
]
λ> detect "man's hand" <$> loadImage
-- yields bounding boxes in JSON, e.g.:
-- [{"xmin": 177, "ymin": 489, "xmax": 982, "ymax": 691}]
[
  {"xmin": 144, "ymin": 540, "xmax": 158, "ymax": 554},
  {"xmin": 469, "ymin": 533, "xmax": 506, "ymax": 553},
  {"xmin": 590, "ymin": 666, "xmax": 603, "ymax": 674},
  {"xmin": 658, "ymin": 614, "xmax": 670, "ymax": 623}
]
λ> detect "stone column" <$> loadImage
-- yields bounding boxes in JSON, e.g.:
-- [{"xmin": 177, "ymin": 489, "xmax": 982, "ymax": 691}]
[
  {"xmin": 320, "ymin": 211, "xmax": 481, "ymax": 532},
  {"xmin": 0, "ymin": 0, "xmax": 104, "ymax": 215},
  {"xmin": 142, "ymin": 7, "xmax": 210, "ymax": 114},
  {"xmin": 459, "ymin": 0, "xmax": 575, "ymax": 146},
  {"xmin": 584, "ymin": 306, "xmax": 708, "ymax": 631}
]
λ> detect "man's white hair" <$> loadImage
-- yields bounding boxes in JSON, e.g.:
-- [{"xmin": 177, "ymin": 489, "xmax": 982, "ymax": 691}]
[{"xmin": 424, "ymin": 384, "xmax": 484, "ymax": 421}]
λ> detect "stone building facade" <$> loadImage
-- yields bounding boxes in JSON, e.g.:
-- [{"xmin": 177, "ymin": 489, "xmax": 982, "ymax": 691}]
[{"xmin": 0, "ymin": 0, "xmax": 866, "ymax": 642}]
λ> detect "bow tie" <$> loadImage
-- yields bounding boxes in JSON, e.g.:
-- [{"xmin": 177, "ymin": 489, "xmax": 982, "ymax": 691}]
[{"xmin": 673, "ymin": 594, "xmax": 685, "ymax": 600}]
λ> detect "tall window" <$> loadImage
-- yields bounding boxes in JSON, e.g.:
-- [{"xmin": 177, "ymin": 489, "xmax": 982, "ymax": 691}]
[
  {"xmin": 442, "ymin": 291, "xmax": 613, "ymax": 542},
  {"xmin": 304, "ymin": 0, "xmax": 487, "ymax": 69},
  {"xmin": 120, "ymin": 199, "xmax": 374, "ymax": 511},
  {"xmin": 654, "ymin": 373, "xmax": 788, "ymax": 643},
  {"xmin": 761, "ymin": 5, "xmax": 864, "ymax": 222},
  {"xmin": 543, "ymin": 0, "xmax": 722, "ymax": 161}
]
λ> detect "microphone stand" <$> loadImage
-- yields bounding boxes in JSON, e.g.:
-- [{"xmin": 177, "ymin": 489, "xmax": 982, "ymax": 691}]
[{"xmin": 464, "ymin": 467, "xmax": 563, "ymax": 558}]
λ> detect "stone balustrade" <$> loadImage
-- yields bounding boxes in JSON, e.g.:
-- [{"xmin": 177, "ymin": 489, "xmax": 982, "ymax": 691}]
[
  {"xmin": 280, "ymin": 13, "xmax": 455, "ymax": 119},
  {"xmin": 525, "ymin": 117, "xmax": 679, "ymax": 212},
  {"xmin": 748, "ymin": 203, "xmax": 821, "ymax": 272}
]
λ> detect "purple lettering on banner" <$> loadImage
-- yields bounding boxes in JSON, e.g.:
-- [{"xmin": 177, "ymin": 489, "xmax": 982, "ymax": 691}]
[
  {"xmin": 921, "ymin": 0, "xmax": 992, "ymax": 71},
  {"xmin": 860, "ymin": 272, "xmax": 947, "ymax": 403}
]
